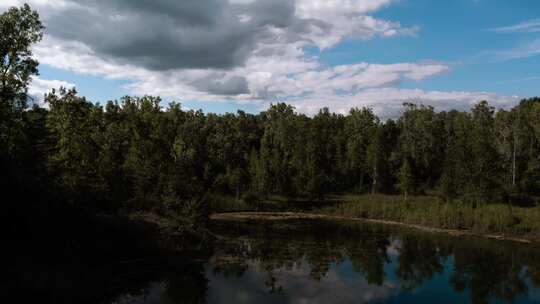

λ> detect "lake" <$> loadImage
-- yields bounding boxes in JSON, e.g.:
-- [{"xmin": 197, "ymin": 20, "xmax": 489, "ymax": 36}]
[{"xmin": 108, "ymin": 219, "xmax": 540, "ymax": 304}]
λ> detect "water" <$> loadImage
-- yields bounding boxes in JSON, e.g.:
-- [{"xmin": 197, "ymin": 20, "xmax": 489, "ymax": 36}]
[{"xmin": 109, "ymin": 219, "xmax": 540, "ymax": 304}]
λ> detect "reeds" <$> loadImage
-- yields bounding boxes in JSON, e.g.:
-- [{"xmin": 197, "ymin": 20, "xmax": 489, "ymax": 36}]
[{"xmin": 321, "ymin": 194, "xmax": 540, "ymax": 236}]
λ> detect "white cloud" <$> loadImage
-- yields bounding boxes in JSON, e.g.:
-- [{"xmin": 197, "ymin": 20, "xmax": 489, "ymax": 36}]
[
  {"xmin": 246, "ymin": 62, "xmax": 450, "ymax": 99},
  {"xmin": 476, "ymin": 39, "xmax": 540, "ymax": 62},
  {"xmin": 33, "ymin": 34, "xmax": 517, "ymax": 118},
  {"xmin": 478, "ymin": 19, "xmax": 540, "ymax": 63},
  {"xmin": 205, "ymin": 260, "xmax": 399, "ymax": 304},
  {"xmin": 27, "ymin": 76, "xmax": 75, "ymax": 106},
  {"xmin": 490, "ymin": 19, "xmax": 540, "ymax": 34},
  {"xmin": 34, "ymin": 36, "xmax": 455, "ymax": 113},
  {"xmin": 2, "ymin": 0, "xmax": 519, "ymax": 117},
  {"xmin": 294, "ymin": 0, "xmax": 417, "ymax": 49},
  {"xmin": 286, "ymin": 88, "xmax": 520, "ymax": 119},
  {"xmin": 296, "ymin": 0, "xmax": 393, "ymax": 17}
]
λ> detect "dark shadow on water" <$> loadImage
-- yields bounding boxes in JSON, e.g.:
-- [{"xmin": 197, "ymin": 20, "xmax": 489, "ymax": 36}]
[
  {"xmin": 1, "ymin": 211, "xmax": 211, "ymax": 304},
  {"xmin": 6, "ymin": 217, "xmax": 540, "ymax": 304}
]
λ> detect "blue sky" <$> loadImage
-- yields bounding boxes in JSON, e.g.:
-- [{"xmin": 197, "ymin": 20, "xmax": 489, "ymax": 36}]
[
  {"xmin": 4, "ymin": 0, "xmax": 540, "ymax": 117},
  {"xmin": 312, "ymin": 0, "xmax": 540, "ymax": 96}
]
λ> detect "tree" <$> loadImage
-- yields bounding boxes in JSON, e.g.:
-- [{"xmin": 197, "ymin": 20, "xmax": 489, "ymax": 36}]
[
  {"xmin": 469, "ymin": 101, "xmax": 502, "ymax": 204},
  {"xmin": 367, "ymin": 121, "xmax": 399, "ymax": 194},
  {"xmin": 305, "ymin": 108, "xmax": 343, "ymax": 199},
  {"xmin": 397, "ymin": 103, "xmax": 445, "ymax": 193},
  {"xmin": 257, "ymin": 103, "xmax": 300, "ymax": 196},
  {"xmin": 0, "ymin": 4, "xmax": 43, "ymax": 189},
  {"xmin": 397, "ymin": 159, "xmax": 414, "ymax": 200},
  {"xmin": 0, "ymin": 3, "xmax": 43, "ymax": 108},
  {"xmin": 46, "ymin": 88, "xmax": 105, "ymax": 205},
  {"xmin": 509, "ymin": 98, "xmax": 540, "ymax": 198},
  {"xmin": 438, "ymin": 111, "xmax": 473, "ymax": 202},
  {"xmin": 345, "ymin": 107, "xmax": 378, "ymax": 192}
]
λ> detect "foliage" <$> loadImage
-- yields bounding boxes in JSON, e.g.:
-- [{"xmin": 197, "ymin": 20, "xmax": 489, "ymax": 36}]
[
  {"xmin": 0, "ymin": 4, "xmax": 44, "ymax": 203},
  {"xmin": 0, "ymin": 3, "xmax": 43, "ymax": 107},
  {"xmin": 2, "ymin": 3, "xmax": 540, "ymax": 241}
]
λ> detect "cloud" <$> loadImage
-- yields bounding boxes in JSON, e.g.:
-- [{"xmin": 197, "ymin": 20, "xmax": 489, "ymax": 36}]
[
  {"xmin": 33, "ymin": 36, "xmax": 454, "ymax": 111},
  {"xmin": 27, "ymin": 76, "xmax": 75, "ymax": 106},
  {"xmin": 15, "ymin": 0, "xmax": 415, "ymax": 71},
  {"xmin": 1, "ymin": 1, "xmax": 519, "ymax": 118},
  {"xmin": 205, "ymin": 260, "xmax": 399, "ymax": 304},
  {"xmin": 32, "ymin": 34, "xmax": 516, "ymax": 119},
  {"xmin": 286, "ymin": 88, "xmax": 520, "ymax": 119},
  {"xmin": 479, "ymin": 39, "xmax": 540, "ymax": 62},
  {"xmin": 488, "ymin": 76, "xmax": 540, "ymax": 87},
  {"xmin": 191, "ymin": 75, "xmax": 250, "ymax": 96},
  {"xmin": 479, "ymin": 19, "xmax": 540, "ymax": 62},
  {"xmin": 247, "ymin": 62, "xmax": 450, "ymax": 99},
  {"xmin": 490, "ymin": 19, "xmax": 540, "ymax": 33}
]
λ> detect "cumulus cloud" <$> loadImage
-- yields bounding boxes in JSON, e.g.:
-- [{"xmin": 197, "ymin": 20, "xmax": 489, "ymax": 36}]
[
  {"xmin": 22, "ymin": 0, "xmax": 414, "ymax": 71},
  {"xmin": 1, "ymin": 0, "xmax": 519, "ymax": 117},
  {"xmin": 33, "ymin": 35, "xmax": 458, "ymax": 113}
]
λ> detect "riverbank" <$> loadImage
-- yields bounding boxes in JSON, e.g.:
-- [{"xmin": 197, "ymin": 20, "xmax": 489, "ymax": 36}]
[
  {"xmin": 210, "ymin": 211, "xmax": 537, "ymax": 244},
  {"xmin": 209, "ymin": 193, "xmax": 540, "ymax": 241},
  {"xmin": 320, "ymin": 194, "xmax": 540, "ymax": 239}
]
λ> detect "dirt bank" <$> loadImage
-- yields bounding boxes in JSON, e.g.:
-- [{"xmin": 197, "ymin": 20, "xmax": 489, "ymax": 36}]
[{"xmin": 210, "ymin": 212, "xmax": 535, "ymax": 244}]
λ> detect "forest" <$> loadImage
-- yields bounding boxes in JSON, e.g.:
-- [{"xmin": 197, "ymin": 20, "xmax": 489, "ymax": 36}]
[
  {"xmin": 5, "ymin": 4, "xmax": 540, "ymax": 304},
  {"xmin": 2, "ymin": 4, "xmax": 540, "ymax": 239}
]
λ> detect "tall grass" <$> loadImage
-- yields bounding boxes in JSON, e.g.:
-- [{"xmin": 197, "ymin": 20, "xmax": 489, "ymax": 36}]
[
  {"xmin": 208, "ymin": 194, "xmax": 251, "ymax": 212},
  {"xmin": 320, "ymin": 194, "xmax": 540, "ymax": 236}
]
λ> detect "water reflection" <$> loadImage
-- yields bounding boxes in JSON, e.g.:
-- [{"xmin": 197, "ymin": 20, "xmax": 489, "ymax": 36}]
[{"xmin": 111, "ymin": 220, "xmax": 540, "ymax": 304}]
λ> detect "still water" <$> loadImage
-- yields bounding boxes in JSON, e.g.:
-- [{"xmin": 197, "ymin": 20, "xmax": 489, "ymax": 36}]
[{"xmin": 111, "ymin": 219, "xmax": 540, "ymax": 304}]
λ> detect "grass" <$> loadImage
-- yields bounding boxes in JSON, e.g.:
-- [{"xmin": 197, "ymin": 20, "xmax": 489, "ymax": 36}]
[
  {"xmin": 319, "ymin": 194, "xmax": 540, "ymax": 237},
  {"xmin": 208, "ymin": 193, "xmax": 337, "ymax": 213},
  {"xmin": 208, "ymin": 194, "xmax": 252, "ymax": 212},
  {"xmin": 208, "ymin": 192, "xmax": 540, "ymax": 239}
]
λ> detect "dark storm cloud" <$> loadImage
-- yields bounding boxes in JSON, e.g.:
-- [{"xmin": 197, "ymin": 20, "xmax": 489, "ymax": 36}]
[
  {"xmin": 190, "ymin": 75, "xmax": 250, "ymax": 95},
  {"xmin": 42, "ymin": 0, "xmax": 314, "ymax": 71}
]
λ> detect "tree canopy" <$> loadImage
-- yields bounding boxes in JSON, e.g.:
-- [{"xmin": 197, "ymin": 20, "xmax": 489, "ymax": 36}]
[{"xmin": 1, "ymin": 4, "xmax": 540, "ymax": 237}]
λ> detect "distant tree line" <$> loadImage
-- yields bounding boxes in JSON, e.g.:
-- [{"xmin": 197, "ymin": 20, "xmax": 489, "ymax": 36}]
[
  {"xmin": 1, "ymin": 5, "xmax": 540, "ymax": 230},
  {"xmin": 5, "ymin": 88, "xmax": 540, "ymax": 210}
]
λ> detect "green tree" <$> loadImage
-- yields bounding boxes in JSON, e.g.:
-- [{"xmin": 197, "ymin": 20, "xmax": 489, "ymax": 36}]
[
  {"xmin": 438, "ymin": 111, "xmax": 473, "ymax": 202},
  {"xmin": 397, "ymin": 159, "xmax": 414, "ymax": 200},
  {"xmin": 397, "ymin": 103, "xmax": 445, "ymax": 193},
  {"xmin": 367, "ymin": 121, "xmax": 399, "ymax": 194},
  {"xmin": 305, "ymin": 108, "xmax": 344, "ymax": 199},
  {"xmin": 509, "ymin": 98, "xmax": 540, "ymax": 198},
  {"xmin": 0, "ymin": 4, "xmax": 44, "ymax": 196},
  {"xmin": 257, "ymin": 103, "xmax": 300, "ymax": 196},
  {"xmin": 469, "ymin": 101, "xmax": 502, "ymax": 204},
  {"xmin": 345, "ymin": 107, "xmax": 378, "ymax": 192},
  {"xmin": 0, "ymin": 3, "xmax": 43, "ymax": 106},
  {"xmin": 46, "ymin": 88, "xmax": 105, "ymax": 205}
]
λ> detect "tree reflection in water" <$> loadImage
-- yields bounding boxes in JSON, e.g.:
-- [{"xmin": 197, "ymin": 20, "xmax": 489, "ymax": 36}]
[
  {"xmin": 18, "ymin": 219, "xmax": 540, "ymax": 303},
  {"xmin": 206, "ymin": 219, "xmax": 540, "ymax": 304}
]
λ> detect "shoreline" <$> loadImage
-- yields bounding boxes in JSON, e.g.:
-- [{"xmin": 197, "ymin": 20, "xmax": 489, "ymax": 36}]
[{"xmin": 210, "ymin": 212, "xmax": 536, "ymax": 244}]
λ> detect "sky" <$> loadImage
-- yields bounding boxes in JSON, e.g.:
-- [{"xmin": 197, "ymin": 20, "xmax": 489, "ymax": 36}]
[{"xmin": 3, "ymin": 0, "xmax": 540, "ymax": 118}]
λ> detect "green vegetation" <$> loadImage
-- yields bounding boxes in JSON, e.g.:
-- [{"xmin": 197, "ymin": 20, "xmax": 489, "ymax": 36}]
[
  {"xmin": 321, "ymin": 194, "xmax": 540, "ymax": 237},
  {"xmin": 2, "ymin": 4, "xmax": 540, "ymax": 242}
]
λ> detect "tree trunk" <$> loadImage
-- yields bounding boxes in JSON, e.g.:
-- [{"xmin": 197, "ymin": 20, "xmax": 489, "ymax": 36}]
[
  {"xmin": 512, "ymin": 132, "xmax": 517, "ymax": 187},
  {"xmin": 371, "ymin": 164, "xmax": 378, "ymax": 194},
  {"xmin": 359, "ymin": 172, "xmax": 365, "ymax": 193}
]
